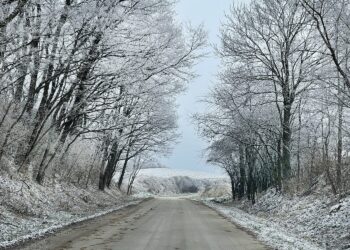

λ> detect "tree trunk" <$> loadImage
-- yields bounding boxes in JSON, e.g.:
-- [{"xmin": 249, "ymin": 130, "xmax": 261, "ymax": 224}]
[
  {"xmin": 26, "ymin": 3, "xmax": 42, "ymax": 113},
  {"xmin": 276, "ymin": 138, "xmax": 282, "ymax": 191},
  {"xmin": 282, "ymin": 102, "xmax": 292, "ymax": 179},
  {"xmin": 36, "ymin": 147, "xmax": 49, "ymax": 185},
  {"xmin": 14, "ymin": 11, "xmax": 29, "ymax": 103},
  {"xmin": 337, "ymin": 78, "xmax": 343, "ymax": 194},
  {"xmin": 238, "ymin": 143, "xmax": 245, "ymax": 199},
  {"xmin": 230, "ymin": 175, "xmax": 236, "ymax": 201},
  {"xmin": 98, "ymin": 139, "xmax": 110, "ymax": 190},
  {"xmin": 99, "ymin": 141, "xmax": 123, "ymax": 190},
  {"xmin": 117, "ymin": 146, "xmax": 131, "ymax": 189},
  {"xmin": 297, "ymin": 101, "xmax": 302, "ymax": 191}
]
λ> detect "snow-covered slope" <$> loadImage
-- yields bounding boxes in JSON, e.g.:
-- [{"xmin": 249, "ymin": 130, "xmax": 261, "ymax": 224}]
[
  {"xmin": 129, "ymin": 168, "xmax": 231, "ymax": 197},
  {"xmin": 207, "ymin": 188, "xmax": 350, "ymax": 250},
  {"xmin": 138, "ymin": 168, "xmax": 225, "ymax": 179},
  {"xmin": 0, "ymin": 175, "xmax": 140, "ymax": 248}
]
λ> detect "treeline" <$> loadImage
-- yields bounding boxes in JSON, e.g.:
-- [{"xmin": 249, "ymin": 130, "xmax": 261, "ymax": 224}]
[
  {"xmin": 0, "ymin": 0, "xmax": 205, "ymax": 191},
  {"xmin": 195, "ymin": 0, "xmax": 350, "ymax": 203}
]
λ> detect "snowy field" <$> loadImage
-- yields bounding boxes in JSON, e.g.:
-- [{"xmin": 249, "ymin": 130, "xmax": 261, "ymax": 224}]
[
  {"xmin": 127, "ymin": 168, "xmax": 230, "ymax": 197},
  {"xmin": 137, "ymin": 168, "xmax": 226, "ymax": 179}
]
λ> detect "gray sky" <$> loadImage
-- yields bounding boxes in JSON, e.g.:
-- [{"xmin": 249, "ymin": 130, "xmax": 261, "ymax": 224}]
[{"xmin": 160, "ymin": 0, "xmax": 250, "ymax": 173}]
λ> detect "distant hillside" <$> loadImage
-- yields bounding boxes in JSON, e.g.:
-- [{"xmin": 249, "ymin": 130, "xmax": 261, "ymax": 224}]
[{"xmin": 126, "ymin": 168, "xmax": 230, "ymax": 197}]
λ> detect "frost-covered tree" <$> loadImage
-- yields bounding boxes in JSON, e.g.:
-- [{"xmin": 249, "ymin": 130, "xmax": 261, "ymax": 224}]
[
  {"xmin": 195, "ymin": 0, "xmax": 350, "ymax": 198},
  {"xmin": 0, "ymin": 0, "xmax": 206, "ymax": 190}
]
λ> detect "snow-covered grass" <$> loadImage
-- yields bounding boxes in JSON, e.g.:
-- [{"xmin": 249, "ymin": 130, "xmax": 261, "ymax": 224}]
[
  {"xmin": 204, "ymin": 189, "xmax": 350, "ymax": 250},
  {"xmin": 0, "ymin": 175, "xmax": 143, "ymax": 249},
  {"xmin": 0, "ymin": 199, "xmax": 142, "ymax": 249},
  {"xmin": 205, "ymin": 201, "xmax": 323, "ymax": 250}
]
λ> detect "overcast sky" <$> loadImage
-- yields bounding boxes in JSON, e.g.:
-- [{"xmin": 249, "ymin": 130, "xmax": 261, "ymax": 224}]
[{"xmin": 160, "ymin": 0, "xmax": 250, "ymax": 173}]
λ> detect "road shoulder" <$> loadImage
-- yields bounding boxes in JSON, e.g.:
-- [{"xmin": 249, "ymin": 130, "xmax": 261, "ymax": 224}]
[{"xmin": 4, "ymin": 198, "xmax": 152, "ymax": 250}]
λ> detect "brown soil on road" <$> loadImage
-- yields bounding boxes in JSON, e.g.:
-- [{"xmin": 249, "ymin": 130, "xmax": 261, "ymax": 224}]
[{"xmin": 16, "ymin": 198, "xmax": 269, "ymax": 250}]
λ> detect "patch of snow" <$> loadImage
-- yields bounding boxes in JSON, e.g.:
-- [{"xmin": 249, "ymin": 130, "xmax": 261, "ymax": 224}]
[{"xmin": 329, "ymin": 204, "xmax": 342, "ymax": 214}]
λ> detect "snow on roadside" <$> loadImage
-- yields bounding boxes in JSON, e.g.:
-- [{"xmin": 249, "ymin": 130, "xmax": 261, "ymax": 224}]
[
  {"xmin": 204, "ymin": 201, "xmax": 324, "ymax": 250},
  {"xmin": 0, "ymin": 199, "xmax": 142, "ymax": 249},
  {"xmin": 234, "ymin": 189, "xmax": 350, "ymax": 250},
  {"xmin": 0, "ymin": 175, "xmax": 144, "ymax": 249}
]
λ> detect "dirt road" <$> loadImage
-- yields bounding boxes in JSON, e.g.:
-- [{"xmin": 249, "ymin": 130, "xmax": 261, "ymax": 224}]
[{"xmin": 19, "ymin": 198, "xmax": 269, "ymax": 250}]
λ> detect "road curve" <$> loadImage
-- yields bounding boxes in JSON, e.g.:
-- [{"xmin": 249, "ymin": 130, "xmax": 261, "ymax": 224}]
[{"xmin": 19, "ymin": 198, "xmax": 269, "ymax": 250}]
